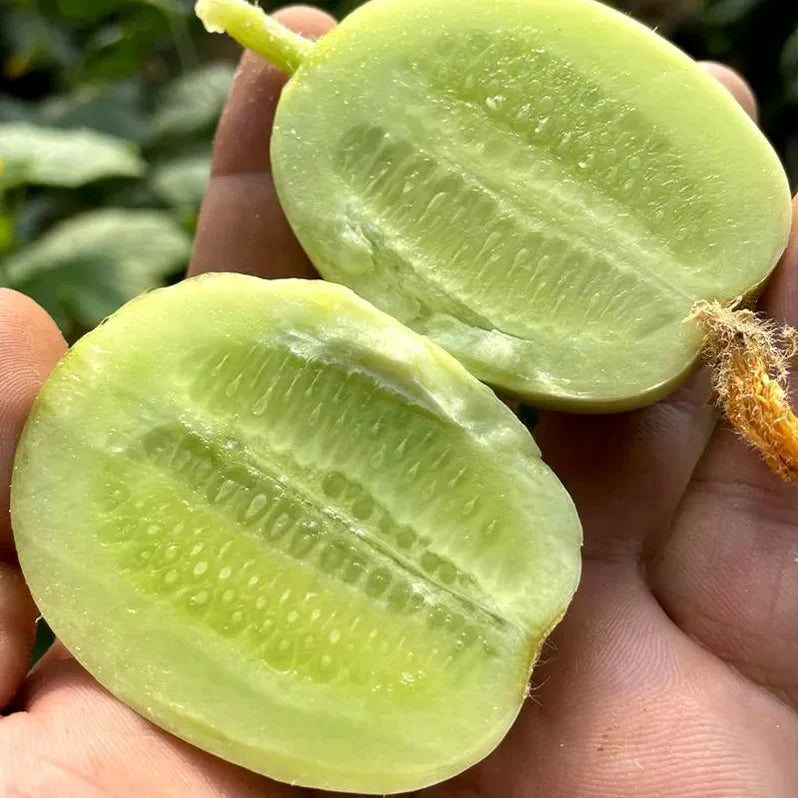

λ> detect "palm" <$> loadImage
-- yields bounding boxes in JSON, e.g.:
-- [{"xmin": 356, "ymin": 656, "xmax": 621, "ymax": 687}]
[{"xmin": 1, "ymin": 8, "xmax": 796, "ymax": 796}]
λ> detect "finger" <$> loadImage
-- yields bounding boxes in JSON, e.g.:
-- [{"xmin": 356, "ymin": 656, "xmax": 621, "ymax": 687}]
[
  {"xmin": 652, "ymin": 195, "xmax": 798, "ymax": 709},
  {"xmin": 0, "ymin": 564, "xmax": 36, "ymax": 710},
  {"xmin": 0, "ymin": 289, "xmax": 66, "ymax": 709},
  {"xmin": 0, "ymin": 289, "xmax": 67, "ymax": 559},
  {"xmin": 189, "ymin": 6, "xmax": 337, "ymax": 280},
  {"xmin": 532, "ymin": 63, "xmax": 762, "ymax": 565},
  {"xmin": 700, "ymin": 61, "xmax": 758, "ymax": 121},
  {"xmin": 534, "ymin": 374, "xmax": 715, "ymax": 565},
  {"xmin": 3, "ymin": 658, "xmax": 294, "ymax": 797}
]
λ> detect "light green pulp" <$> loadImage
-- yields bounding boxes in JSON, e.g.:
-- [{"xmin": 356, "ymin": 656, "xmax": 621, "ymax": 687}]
[
  {"xmin": 11, "ymin": 274, "xmax": 581, "ymax": 794},
  {"xmin": 248, "ymin": 0, "xmax": 791, "ymax": 410}
]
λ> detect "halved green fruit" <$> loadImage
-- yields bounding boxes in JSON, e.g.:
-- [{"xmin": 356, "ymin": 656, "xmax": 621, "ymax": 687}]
[
  {"xmin": 11, "ymin": 274, "xmax": 581, "ymax": 794},
  {"xmin": 199, "ymin": 0, "xmax": 793, "ymax": 410}
]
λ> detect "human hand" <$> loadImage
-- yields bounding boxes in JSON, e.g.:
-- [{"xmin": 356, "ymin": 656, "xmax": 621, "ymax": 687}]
[{"xmin": 1, "ymin": 7, "xmax": 796, "ymax": 795}]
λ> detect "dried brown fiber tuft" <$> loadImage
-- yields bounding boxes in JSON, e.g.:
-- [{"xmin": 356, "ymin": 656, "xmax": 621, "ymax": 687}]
[{"xmin": 691, "ymin": 299, "xmax": 798, "ymax": 482}]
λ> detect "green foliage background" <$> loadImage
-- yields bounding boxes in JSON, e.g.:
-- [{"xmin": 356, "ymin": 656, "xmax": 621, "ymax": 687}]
[{"xmin": 1, "ymin": 0, "xmax": 796, "ymax": 343}]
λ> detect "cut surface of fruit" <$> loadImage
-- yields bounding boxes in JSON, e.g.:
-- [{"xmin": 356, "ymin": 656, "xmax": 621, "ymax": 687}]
[
  {"xmin": 261, "ymin": 0, "xmax": 793, "ymax": 409},
  {"xmin": 11, "ymin": 274, "xmax": 581, "ymax": 794}
]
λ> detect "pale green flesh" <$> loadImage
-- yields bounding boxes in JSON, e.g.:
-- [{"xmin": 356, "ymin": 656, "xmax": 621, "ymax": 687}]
[
  {"xmin": 11, "ymin": 274, "xmax": 581, "ymax": 794},
  {"xmin": 271, "ymin": 0, "xmax": 792, "ymax": 409}
]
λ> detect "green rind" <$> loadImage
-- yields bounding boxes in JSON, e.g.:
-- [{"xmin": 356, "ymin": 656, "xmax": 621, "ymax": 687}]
[
  {"xmin": 12, "ymin": 274, "xmax": 581, "ymax": 793},
  {"xmin": 271, "ymin": 0, "xmax": 792, "ymax": 410}
]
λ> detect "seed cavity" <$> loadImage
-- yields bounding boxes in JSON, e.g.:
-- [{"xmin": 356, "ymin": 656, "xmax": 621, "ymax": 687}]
[{"xmin": 103, "ymin": 347, "xmax": 512, "ymax": 688}]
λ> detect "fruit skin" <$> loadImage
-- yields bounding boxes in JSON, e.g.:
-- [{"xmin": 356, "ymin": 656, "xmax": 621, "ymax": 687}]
[
  {"xmin": 11, "ymin": 274, "xmax": 581, "ymax": 794},
  {"xmin": 270, "ymin": 0, "xmax": 793, "ymax": 411}
]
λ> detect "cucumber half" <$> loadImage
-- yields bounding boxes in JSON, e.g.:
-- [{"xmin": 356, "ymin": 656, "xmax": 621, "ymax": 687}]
[
  {"xmin": 11, "ymin": 274, "xmax": 581, "ymax": 794},
  {"xmin": 200, "ymin": 0, "xmax": 792, "ymax": 410}
]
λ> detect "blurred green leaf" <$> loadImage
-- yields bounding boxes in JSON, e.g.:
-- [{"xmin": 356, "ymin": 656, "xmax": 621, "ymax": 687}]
[
  {"xmin": 151, "ymin": 152, "xmax": 211, "ymax": 208},
  {"xmin": 78, "ymin": 7, "xmax": 174, "ymax": 82},
  {"xmin": 0, "ymin": 96, "xmax": 40, "ymax": 124},
  {"xmin": 150, "ymin": 61, "xmax": 236, "ymax": 139},
  {"xmin": 2, "ymin": 209, "xmax": 191, "ymax": 333},
  {"xmin": 39, "ymin": 82, "xmax": 150, "ymax": 142},
  {"xmin": 0, "ymin": 123, "xmax": 145, "ymax": 187},
  {"xmin": 0, "ymin": 83, "xmax": 149, "ymax": 142},
  {"xmin": 12, "ymin": 194, "xmax": 73, "ymax": 247},
  {"xmin": 0, "ymin": 154, "xmax": 34, "ymax": 189}
]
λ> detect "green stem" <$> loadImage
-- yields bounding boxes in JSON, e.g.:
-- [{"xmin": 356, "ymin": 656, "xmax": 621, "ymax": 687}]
[{"xmin": 195, "ymin": 0, "xmax": 313, "ymax": 75}]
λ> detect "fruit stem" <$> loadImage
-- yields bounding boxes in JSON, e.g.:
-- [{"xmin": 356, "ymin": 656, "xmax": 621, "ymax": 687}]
[{"xmin": 195, "ymin": 0, "xmax": 313, "ymax": 75}]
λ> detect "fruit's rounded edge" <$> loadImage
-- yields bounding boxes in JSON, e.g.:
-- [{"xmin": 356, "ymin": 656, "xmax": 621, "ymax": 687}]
[
  {"xmin": 8, "ymin": 273, "xmax": 581, "ymax": 795},
  {"xmin": 268, "ymin": 0, "xmax": 794, "ymax": 414},
  {"xmin": 494, "ymin": 354, "xmax": 703, "ymax": 414}
]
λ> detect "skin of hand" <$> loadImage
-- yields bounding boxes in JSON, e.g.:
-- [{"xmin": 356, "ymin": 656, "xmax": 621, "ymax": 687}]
[{"xmin": 1, "ymin": 7, "xmax": 796, "ymax": 796}]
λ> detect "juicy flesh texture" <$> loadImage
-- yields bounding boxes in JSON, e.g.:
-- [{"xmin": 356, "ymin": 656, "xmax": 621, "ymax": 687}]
[
  {"xmin": 272, "ymin": 0, "xmax": 792, "ymax": 410},
  {"xmin": 11, "ymin": 275, "xmax": 581, "ymax": 794}
]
